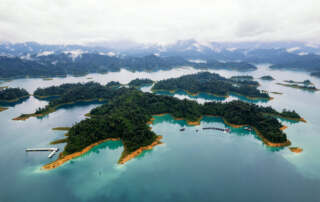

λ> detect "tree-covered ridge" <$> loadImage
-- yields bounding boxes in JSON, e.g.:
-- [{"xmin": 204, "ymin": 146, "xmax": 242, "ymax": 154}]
[
  {"xmin": 0, "ymin": 54, "xmax": 257, "ymax": 79},
  {"xmin": 152, "ymin": 72, "xmax": 269, "ymax": 99},
  {"xmin": 33, "ymin": 82, "xmax": 122, "ymax": 115},
  {"xmin": 105, "ymin": 81, "xmax": 121, "ymax": 88},
  {"xmin": 269, "ymin": 54, "xmax": 320, "ymax": 72},
  {"xmin": 128, "ymin": 78, "xmax": 154, "ymax": 88},
  {"xmin": 64, "ymin": 89, "xmax": 301, "ymax": 158},
  {"xmin": 260, "ymin": 75, "xmax": 275, "ymax": 81},
  {"xmin": 194, "ymin": 60, "xmax": 257, "ymax": 71},
  {"xmin": 34, "ymin": 83, "xmax": 87, "ymax": 98},
  {"xmin": 0, "ymin": 87, "xmax": 29, "ymax": 102}
]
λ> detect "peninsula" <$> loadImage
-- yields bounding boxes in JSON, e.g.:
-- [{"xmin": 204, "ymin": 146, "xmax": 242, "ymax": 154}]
[
  {"xmin": 0, "ymin": 87, "xmax": 29, "ymax": 103},
  {"xmin": 36, "ymin": 84, "xmax": 303, "ymax": 170}
]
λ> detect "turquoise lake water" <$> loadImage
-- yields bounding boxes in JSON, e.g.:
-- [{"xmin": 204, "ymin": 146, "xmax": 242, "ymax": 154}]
[{"xmin": 0, "ymin": 65, "xmax": 320, "ymax": 201}]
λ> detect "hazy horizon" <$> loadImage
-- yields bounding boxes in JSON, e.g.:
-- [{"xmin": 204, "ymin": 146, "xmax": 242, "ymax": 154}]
[{"xmin": 1, "ymin": 0, "xmax": 320, "ymax": 45}]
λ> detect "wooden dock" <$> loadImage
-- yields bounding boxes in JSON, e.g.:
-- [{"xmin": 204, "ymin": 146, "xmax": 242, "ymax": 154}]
[{"xmin": 25, "ymin": 148, "xmax": 59, "ymax": 158}]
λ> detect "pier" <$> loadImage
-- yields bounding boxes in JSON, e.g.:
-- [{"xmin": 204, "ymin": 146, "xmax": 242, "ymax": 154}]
[
  {"xmin": 25, "ymin": 148, "xmax": 59, "ymax": 158},
  {"xmin": 203, "ymin": 127, "xmax": 230, "ymax": 133}
]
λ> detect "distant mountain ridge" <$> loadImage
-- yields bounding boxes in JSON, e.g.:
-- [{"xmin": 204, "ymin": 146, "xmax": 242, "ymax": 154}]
[
  {"xmin": 0, "ymin": 40, "xmax": 320, "ymax": 78},
  {"xmin": 0, "ymin": 54, "xmax": 256, "ymax": 79}
]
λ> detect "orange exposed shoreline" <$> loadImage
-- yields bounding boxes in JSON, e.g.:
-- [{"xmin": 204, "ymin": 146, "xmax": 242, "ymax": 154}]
[
  {"xmin": 184, "ymin": 116, "xmax": 203, "ymax": 126},
  {"xmin": 118, "ymin": 136, "xmax": 163, "ymax": 164},
  {"xmin": 147, "ymin": 117, "xmax": 155, "ymax": 124},
  {"xmin": 280, "ymin": 125, "xmax": 288, "ymax": 131},
  {"xmin": 12, "ymin": 113, "xmax": 44, "ymax": 120},
  {"xmin": 289, "ymin": 147, "xmax": 303, "ymax": 153},
  {"xmin": 222, "ymin": 118, "xmax": 291, "ymax": 147},
  {"xmin": 0, "ymin": 107, "xmax": 8, "ymax": 112},
  {"xmin": 153, "ymin": 113, "xmax": 167, "ymax": 117},
  {"xmin": 299, "ymin": 118, "xmax": 307, "ymax": 123},
  {"xmin": 42, "ymin": 112, "xmax": 295, "ymax": 170},
  {"xmin": 252, "ymin": 127, "xmax": 291, "ymax": 147},
  {"xmin": 42, "ymin": 138, "xmax": 120, "ymax": 170}
]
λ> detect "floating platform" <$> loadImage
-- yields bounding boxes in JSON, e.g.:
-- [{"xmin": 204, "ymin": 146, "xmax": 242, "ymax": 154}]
[{"xmin": 25, "ymin": 148, "xmax": 59, "ymax": 158}]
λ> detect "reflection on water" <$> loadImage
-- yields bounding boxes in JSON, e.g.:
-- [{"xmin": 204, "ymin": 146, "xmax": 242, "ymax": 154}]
[{"xmin": 0, "ymin": 96, "xmax": 30, "ymax": 107}]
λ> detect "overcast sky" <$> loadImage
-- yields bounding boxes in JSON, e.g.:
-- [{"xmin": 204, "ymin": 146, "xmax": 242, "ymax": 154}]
[{"xmin": 0, "ymin": 0, "xmax": 319, "ymax": 45}]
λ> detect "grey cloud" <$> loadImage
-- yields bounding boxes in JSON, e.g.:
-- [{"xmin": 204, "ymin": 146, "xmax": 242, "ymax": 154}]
[{"xmin": 0, "ymin": 0, "xmax": 319, "ymax": 44}]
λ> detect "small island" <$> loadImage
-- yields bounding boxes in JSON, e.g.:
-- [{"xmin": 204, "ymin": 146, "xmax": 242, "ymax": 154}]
[
  {"xmin": 128, "ymin": 78, "xmax": 154, "ymax": 88},
  {"xmin": 152, "ymin": 72, "xmax": 270, "ymax": 100},
  {"xmin": 35, "ymin": 84, "xmax": 304, "ymax": 170},
  {"xmin": 277, "ymin": 80, "xmax": 318, "ymax": 91},
  {"xmin": 289, "ymin": 147, "xmax": 303, "ymax": 153},
  {"xmin": 0, "ymin": 87, "xmax": 29, "ymax": 103},
  {"xmin": 260, "ymin": 75, "xmax": 275, "ymax": 81}
]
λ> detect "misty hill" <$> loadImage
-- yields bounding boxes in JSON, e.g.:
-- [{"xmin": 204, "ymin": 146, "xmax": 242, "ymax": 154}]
[{"xmin": 0, "ymin": 54, "xmax": 256, "ymax": 79}]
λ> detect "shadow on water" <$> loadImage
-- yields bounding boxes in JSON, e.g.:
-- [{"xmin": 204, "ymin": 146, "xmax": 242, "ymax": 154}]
[
  {"xmin": 155, "ymin": 90, "xmax": 226, "ymax": 101},
  {"xmin": 34, "ymin": 95, "xmax": 61, "ymax": 101},
  {"xmin": 91, "ymin": 141, "xmax": 123, "ymax": 154},
  {"xmin": 55, "ymin": 100, "xmax": 106, "ymax": 111},
  {"xmin": 0, "ymin": 96, "xmax": 30, "ymax": 107},
  {"xmin": 155, "ymin": 90, "xmax": 271, "ymax": 103},
  {"xmin": 75, "ymin": 140, "xmax": 123, "ymax": 160},
  {"xmin": 229, "ymin": 92, "xmax": 270, "ymax": 104},
  {"xmin": 34, "ymin": 100, "xmax": 105, "ymax": 120}
]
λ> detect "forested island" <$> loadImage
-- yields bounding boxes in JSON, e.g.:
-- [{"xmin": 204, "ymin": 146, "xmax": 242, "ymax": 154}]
[
  {"xmin": 260, "ymin": 75, "xmax": 275, "ymax": 81},
  {"xmin": 30, "ymin": 82, "xmax": 304, "ymax": 170},
  {"xmin": 285, "ymin": 80, "xmax": 313, "ymax": 85},
  {"xmin": 277, "ymin": 80, "xmax": 318, "ymax": 91},
  {"xmin": 128, "ymin": 78, "xmax": 154, "ymax": 88},
  {"xmin": 152, "ymin": 72, "xmax": 269, "ymax": 100},
  {"xmin": 14, "ymin": 82, "xmax": 122, "ymax": 120},
  {"xmin": 0, "ymin": 87, "xmax": 29, "ymax": 103},
  {"xmin": 0, "ymin": 54, "xmax": 257, "ymax": 79}
]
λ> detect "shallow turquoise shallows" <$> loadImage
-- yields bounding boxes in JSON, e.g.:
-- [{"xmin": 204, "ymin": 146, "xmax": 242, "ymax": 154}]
[{"xmin": 0, "ymin": 65, "xmax": 320, "ymax": 202}]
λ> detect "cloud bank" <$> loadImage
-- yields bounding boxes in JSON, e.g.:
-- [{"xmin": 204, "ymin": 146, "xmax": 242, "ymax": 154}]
[{"xmin": 0, "ymin": 0, "xmax": 319, "ymax": 44}]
